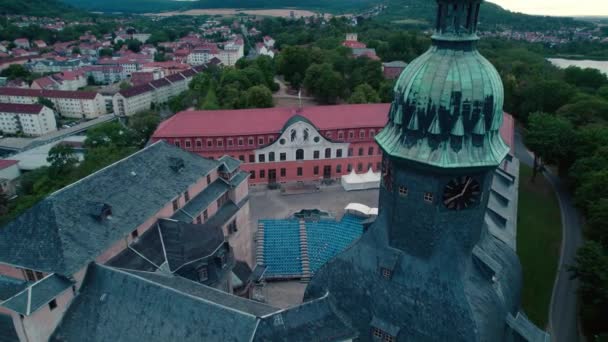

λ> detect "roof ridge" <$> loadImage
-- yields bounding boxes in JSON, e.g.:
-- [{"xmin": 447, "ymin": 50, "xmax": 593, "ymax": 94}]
[
  {"xmin": 46, "ymin": 141, "xmax": 164, "ymax": 198},
  {"xmin": 99, "ymin": 264, "xmax": 259, "ymax": 318}
]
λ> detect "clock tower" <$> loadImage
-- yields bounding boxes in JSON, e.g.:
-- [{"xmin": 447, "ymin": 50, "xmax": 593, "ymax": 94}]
[{"xmin": 305, "ymin": 0, "xmax": 548, "ymax": 341}]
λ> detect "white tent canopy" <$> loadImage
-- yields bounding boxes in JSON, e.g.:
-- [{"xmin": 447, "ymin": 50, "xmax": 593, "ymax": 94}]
[
  {"xmin": 341, "ymin": 168, "xmax": 380, "ymax": 191},
  {"xmin": 344, "ymin": 203, "xmax": 378, "ymax": 216}
]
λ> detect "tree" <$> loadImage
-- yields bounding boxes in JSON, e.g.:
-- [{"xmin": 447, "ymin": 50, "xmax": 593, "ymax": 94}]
[
  {"xmin": 126, "ymin": 39, "xmax": 142, "ymax": 53},
  {"xmin": 0, "ymin": 64, "xmax": 30, "ymax": 80},
  {"xmin": 348, "ymin": 83, "xmax": 380, "ymax": 104},
  {"xmin": 304, "ymin": 63, "xmax": 345, "ymax": 104},
  {"xmin": 71, "ymin": 47, "xmax": 81, "ymax": 55},
  {"xmin": 598, "ymin": 85, "xmax": 608, "ymax": 101},
  {"xmin": 564, "ymin": 66, "xmax": 607, "ymax": 90},
  {"xmin": 519, "ymin": 80, "xmax": 577, "ymax": 121},
  {"xmin": 85, "ymin": 121, "xmax": 137, "ymax": 149},
  {"xmin": 99, "ymin": 48, "xmax": 113, "ymax": 57},
  {"xmin": 557, "ymin": 97, "xmax": 608, "ymax": 126},
  {"xmin": 47, "ymin": 144, "xmax": 78, "ymax": 176},
  {"xmin": 128, "ymin": 111, "xmax": 161, "ymax": 147},
  {"xmin": 276, "ymin": 46, "xmax": 310, "ymax": 88},
  {"xmin": 525, "ymin": 112, "xmax": 576, "ymax": 178},
  {"xmin": 37, "ymin": 97, "xmax": 55, "ymax": 110},
  {"xmin": 574, "ymin": 170, "xmax": 608, "ymax": 213},
  {"xmin": 246, "ymin": 85, "xmax": 273, "ymax": 108},
  {"xmin": 200, "ymin": 85, "xmax": 220, "ymax": 110},
  {"xmin": 586, "ymin": 199, "xmax": 608, "ymax": 246},
  {"xmin": 0, "ymin": 190, "xmax": 8, "ymax": 216},
  {"xmin": 569, "ymin": 241, "xmax": 608, "ymax": 336},
  {"xmin": 154, "ymin": 52, "xmax": 168, "ymax": 62},
  {"xmin": 119, "ymin": 81, "xmax": 131, "ymax": 90}
]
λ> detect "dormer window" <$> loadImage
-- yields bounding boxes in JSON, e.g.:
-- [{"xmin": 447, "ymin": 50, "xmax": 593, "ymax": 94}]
[
  {"xmin": 424, "ymin": 192, "xmax": 434, "ymax": 203},
  {"xmin": 172, "ymin": 199, "xmax": 179, "ymax": 211},
  {"xmin": 131, "ymin": 229, "xmax": 139, "ymax": 239},
  {"xmin": 197, "ymin": 266, "xmax": 208, "ymax": 282},
  {"xmin": 398, "ymin": 186, "xmax": 408, "ymax": 197}
]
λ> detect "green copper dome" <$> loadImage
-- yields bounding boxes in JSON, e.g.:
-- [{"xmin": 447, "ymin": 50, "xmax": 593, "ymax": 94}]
[{"xmin": 376, "ymin": 0, "xmax": 509, "ymax": 168}]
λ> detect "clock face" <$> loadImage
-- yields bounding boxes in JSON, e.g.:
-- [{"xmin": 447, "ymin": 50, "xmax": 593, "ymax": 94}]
[{"xmin": 442, "ymin": 176, "xmax": 481, "ymax": 210}]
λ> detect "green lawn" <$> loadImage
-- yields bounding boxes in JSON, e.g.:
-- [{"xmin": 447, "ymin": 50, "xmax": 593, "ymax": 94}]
[{"xmin": 516, "ymin": 164, "xmax": 562, "ymax": 328}]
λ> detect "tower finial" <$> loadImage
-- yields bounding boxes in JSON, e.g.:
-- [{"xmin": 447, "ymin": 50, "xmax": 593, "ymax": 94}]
[{"xmin": 433, "ymin": 0, "xmax": 483, "ymax": 42}]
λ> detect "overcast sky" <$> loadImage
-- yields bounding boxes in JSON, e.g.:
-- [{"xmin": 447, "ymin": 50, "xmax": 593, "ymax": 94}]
[{"xmin": 487, "ymin": 0, "xmax": 607, "ymax": 17}]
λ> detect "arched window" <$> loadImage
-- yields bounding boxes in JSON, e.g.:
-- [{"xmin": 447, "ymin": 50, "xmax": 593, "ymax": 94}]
[{"xmin": 296, "ymin": 149, "xmax": 304, "ymax": 160}]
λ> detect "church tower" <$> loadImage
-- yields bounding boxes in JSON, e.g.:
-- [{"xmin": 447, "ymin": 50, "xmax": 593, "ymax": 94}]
[{"xmin": 304, "ymin": 1, "xmax": 549, "ymax": 341}]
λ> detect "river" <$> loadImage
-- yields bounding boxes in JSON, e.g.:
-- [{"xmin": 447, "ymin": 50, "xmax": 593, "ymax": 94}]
[{"xmin": 547, "ymin": 58, "xmax": 608, "ymax": 75}]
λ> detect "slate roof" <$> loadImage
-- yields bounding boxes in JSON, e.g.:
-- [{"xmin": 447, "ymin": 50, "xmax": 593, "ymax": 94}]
[
  {"xmin": 0, "ymin": 313, "xmax": 18, "ymax": 342},
  {"xmin": 128, "ymin": 270, "xmax": 278, "ymax": 317},
  {"xmin": 171, "ymin": 179, "xmax": 229, "ymax": 222},
  {"xmin": 50, "ymin": 264, "xmax": 261, "ymax": 342},
  {"xmin": 158, "ymin": 219, "xmax": 225, "ymax": 272},
  {"xmin": 0, "ymin": 276, "xmax": 28, "ymax": 301},
  {"xmin": 0, "ymin": 141, "xmax": 219, "ymax": 275},
  {"xmin": 0, "ymin": 274, "xmax": 72, "ymax": 316},
  {"xmin": 254, "ymin": 292, "xmax": 356, "ymax": 342},
  {"xmin": 218, "ymin": 155, "xmax": 241, "ymax": 173}
]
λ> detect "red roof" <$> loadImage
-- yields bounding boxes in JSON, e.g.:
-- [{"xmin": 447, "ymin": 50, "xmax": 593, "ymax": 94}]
[
  {"xmin": 153, "ymin": 104, "xmax": 516, "ymax": 151},
  {"xmin": 0, "ymin": 87, "xmax": 98, "ymax": 100},
  {"xmin": 0, "ymin": 160, "xmax": 19, "ymax": 170},
  {"xmin": 0, "ymin": 103, "xmax": 44, "ymax": 114},
  {"xmin": 342, "ymin": 40, "xmax": 367, "ymax": 49},
  {"xmin": 153, "ymin": 104, "xmax": 391, "ymax": 138}
]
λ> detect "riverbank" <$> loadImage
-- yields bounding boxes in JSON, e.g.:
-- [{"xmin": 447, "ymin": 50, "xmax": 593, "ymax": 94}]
[{"xmin": 547, "ymin": 58, "xmax": 608, "ymax": 75}]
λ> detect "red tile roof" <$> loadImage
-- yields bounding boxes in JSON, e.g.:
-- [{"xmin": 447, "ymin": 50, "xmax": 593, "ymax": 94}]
[
  {"xmin": 0, "ymin": 160, "xmax": 19, "ymax": 170},
  {"xmin": 153, "ymin": 104, "xmax": 516, "ymax": 150},
  {"xmin": 118, "ymin": 84, "xmax": 154, "ymax": 98},
  {"xmin": 0, "ymin": 87, "xmax": 98, "ymax": 100},
  {"xmin": 0, "ymin": 103, "xmax": 44, "ymax": 114},
  {"xmin": 153, "ymin": 104, "xmax": 391, "ymax": 138},
  {"xmin": 342, "ymin": 40, "xmax": 367, "ymax": 49}
]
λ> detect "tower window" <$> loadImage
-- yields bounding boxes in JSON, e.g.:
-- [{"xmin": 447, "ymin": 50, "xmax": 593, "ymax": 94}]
[
  {"xmin": 424, "ymin": 192, "xmax": 434, "ymax": 203},
  {"xmin": 313, "ymin": 150, "xmax": 320, "ymax": 159},
  {"xmin": 358, "ymin": 148, "xmax": 364, "ymax": 156},
  {"xmin": 336, "ymin": 149, "xmax": 343, "ymax": 158},
  {"xmin": 325, "ymin": 148, "xmax": 331, "ymax": 158},
  {"xmin": 249, "ymin": 155, "xmax": 255, "ymax": 163},
  {"xmin": 398, "ymin": 186, "xmax": 408, "ymax": 197},
  {"xmin": 269, "ymin": 152, "xmax": 275, "ymax": 162},
  {"xmin": 297, "ymin": 167, "xmax": 303, "ymax": 176},
  {"xmin": 371, "ymin": 327, "xmax": 395, "ymax": 342},
  {"xmin": 280, "ymin": 168, "xmax": 286, "ymax": 177},
  {"xmin": 280, "ymin": 153, "xmax": 287, "ymax": 161},
  {"xmin": 296, "ymin": 149, "xmax": 304, "ymax": 160},
  {"xmin": 313, "ymin": 166, "xmax": 319, "ymax": 175}
]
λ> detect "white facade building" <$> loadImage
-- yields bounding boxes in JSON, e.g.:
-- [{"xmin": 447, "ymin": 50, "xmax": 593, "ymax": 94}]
[
  {"xmin": 0, "ymin": 88, "xmax": 107, "ymax": 119},
  {"xmin": 0, "ymin": 103, "xmax": 57, "ymax": 136}
]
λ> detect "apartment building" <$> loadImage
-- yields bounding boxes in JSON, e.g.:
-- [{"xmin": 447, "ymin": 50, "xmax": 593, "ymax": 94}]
[
  {"xmin": 0, "ymin": 103, "xmax": 57, "ymax": 136},
  {"xmin": 0, "ymin": 88, "xmax": 106, "ymax": 119}
]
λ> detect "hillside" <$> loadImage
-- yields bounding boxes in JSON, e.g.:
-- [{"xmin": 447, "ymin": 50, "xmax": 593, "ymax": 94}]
[
  {"xmin": 0, "ymin": 0, "xmax": 83, "ymax": 16},
  {"xmin": 57, "ymin": 0, "xmax": 587, "ymax": 31},
  {"xmin": 381, "ymin": 0, "xmax": 588, "ymax": 31}
]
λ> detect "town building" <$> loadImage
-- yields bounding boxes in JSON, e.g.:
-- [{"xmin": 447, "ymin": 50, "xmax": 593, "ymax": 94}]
[
  {"xmin": 82, "ymin": 65, "xmax": 126, "ymax": 85},
  {"xmin": 382, "ymin": 60, "xmax": 408, "ymax": 79},
  {"xmin": 13, "ymin": 39, "xmax": 30, "ymax": 50},
  {"xmin": 187, "ymin": 40, "xmax": 244, "ymax": 67},
  {"xmin": 0, "ymin": 141, "xmax": 257, "ymax": 341},
  {"xmin": 0, "ymin": 159, "xmax": 20, "ymax": 197},
  {"xmin": 152, "ymin": 104, "xmax": 389, "ymax": 185},
  {"xmin": 341, "ymin": 33, "xmax": 379, "ymax": 60},
  {"xmin": 27, "ymin": 58, "xmax": 91, "ymax": 74},
  {"xmin": 0, "ymin": 88, "xmax": 106, "ymax": 119},
  {"xmin": 31, "ymin": 71, "xmax": 87, "ymax": 91},
  {"xmin": 0, "ymin": 103, "xmax": 57, "ymax": 136},
  {"xmin": 112, "ymin": 66, "xmax": 205, "ymax": 116}
]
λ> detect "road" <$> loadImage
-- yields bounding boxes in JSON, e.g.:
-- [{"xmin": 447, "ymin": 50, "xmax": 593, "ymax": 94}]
[{"xmin": 514, "ymin": 129, "xmax": 583, "ymax": 342}]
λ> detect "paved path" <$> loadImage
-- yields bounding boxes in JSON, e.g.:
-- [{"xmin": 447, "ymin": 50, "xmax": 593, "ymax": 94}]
[{"xmin": 514, "ymin": 129, "xmax": 583, "ymax": 342}]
